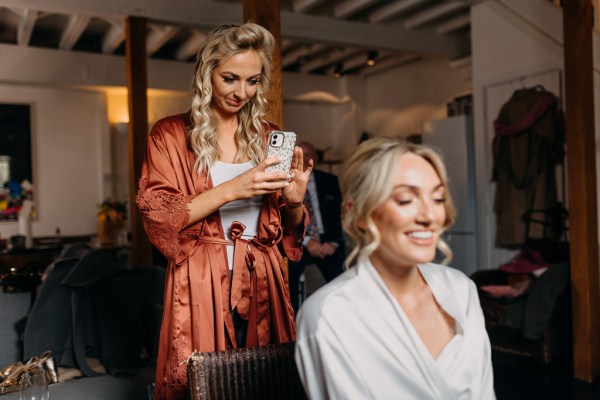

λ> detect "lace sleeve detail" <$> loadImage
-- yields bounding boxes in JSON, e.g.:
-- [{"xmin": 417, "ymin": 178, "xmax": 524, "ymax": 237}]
[{"xmin": 136, "ymin": 177, "xmax": 193, "ymax": 259}]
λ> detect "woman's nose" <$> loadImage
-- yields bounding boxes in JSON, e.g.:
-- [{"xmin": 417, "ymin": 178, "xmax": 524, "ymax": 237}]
[
  {"xmin": 416, "ymin": 199, "xmax": 434, "ymax": 223},
  {"xmin": 234, "ymin": 84, "xmax": 247, "ymax": 99}
]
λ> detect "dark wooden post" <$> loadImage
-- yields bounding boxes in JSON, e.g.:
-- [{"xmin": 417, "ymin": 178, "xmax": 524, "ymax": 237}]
[
  {"xmin": 125, "ymin": 16, "xmax": 153, "ymax": 267},
  {"xmin": 243, "ymin": 0, "xmax": 284, "ymax": 128},
  {"xmin": 562, "ymin": 0, "xmax": 600, "ymax": 382}
]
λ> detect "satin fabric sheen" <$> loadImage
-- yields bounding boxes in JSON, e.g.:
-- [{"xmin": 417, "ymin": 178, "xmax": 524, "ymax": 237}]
[
  {"xmin": 295, "ymin": 260, "xmax": 496, "ymax": 400},
  {"xmin": 136, "ymin": 113, "xmax": 306, "ymax": 399}
]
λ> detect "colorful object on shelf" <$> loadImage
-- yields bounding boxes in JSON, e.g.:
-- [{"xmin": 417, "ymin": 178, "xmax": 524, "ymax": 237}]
[{"xmin": 0, "ymin": 180, "xmax": 34, "ymax": 221}]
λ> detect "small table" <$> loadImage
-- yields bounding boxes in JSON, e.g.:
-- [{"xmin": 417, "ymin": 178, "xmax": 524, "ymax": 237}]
[{"xmin": 0, "ymin": 247, "xmax": 60, "ymax": 274}]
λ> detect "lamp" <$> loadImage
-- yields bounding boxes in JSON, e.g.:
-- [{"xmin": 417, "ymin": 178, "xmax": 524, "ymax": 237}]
[{"xmin": 366, "ymin": 51, "xmax": 378, "ymax": 66}]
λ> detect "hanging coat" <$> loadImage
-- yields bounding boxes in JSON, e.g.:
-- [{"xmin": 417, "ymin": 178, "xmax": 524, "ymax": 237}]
[{"xmin": 492, "ymin": 86, "xmax": 565, "ymax": 248}]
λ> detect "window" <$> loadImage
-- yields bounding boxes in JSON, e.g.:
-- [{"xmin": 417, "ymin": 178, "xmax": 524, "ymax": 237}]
[{"xmin": 0, "ymin": 104, "xmax": 33, "ymax": 221}]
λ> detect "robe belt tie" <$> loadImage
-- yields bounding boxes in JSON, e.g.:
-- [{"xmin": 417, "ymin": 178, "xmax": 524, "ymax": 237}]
[{"xmin": 194, "ymin": 221, "xmax": 268, "ymax": 347}]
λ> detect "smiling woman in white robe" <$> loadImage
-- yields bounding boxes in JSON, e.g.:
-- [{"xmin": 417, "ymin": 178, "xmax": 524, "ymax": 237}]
[{"xmin": 295, "ymin": 137, "xmax": 495, "ymax": 400}]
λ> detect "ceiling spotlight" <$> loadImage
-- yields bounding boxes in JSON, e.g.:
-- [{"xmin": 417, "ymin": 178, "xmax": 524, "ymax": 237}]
[
  {"xmin": 333, "ymin": 63, "xmax": 343, "ymax": 78},
  {"xmin": 367, "ymin": 51, "xmax": 378, "ymax": 66}
]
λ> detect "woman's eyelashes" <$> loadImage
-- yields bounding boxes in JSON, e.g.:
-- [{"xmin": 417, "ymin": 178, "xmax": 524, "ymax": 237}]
[
  {"xmin": 432, "ymin": 189, "xmax": 446, "ymax": 204},
  {"xmin": 221, "ymin": 76, "xmax": 261, "ymax": 85},
  {"xmin": 393, "ymin": 193, "xmax": 446, "ymax": 206},
  {"xmin": 396, "ymin": 198, "xmax": 413, "ymax": 206}
]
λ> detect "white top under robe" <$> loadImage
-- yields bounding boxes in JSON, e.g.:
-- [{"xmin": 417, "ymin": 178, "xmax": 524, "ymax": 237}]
[{"xmin": 209, "ymin": 161, "xmax": 262, "ymax": 269}]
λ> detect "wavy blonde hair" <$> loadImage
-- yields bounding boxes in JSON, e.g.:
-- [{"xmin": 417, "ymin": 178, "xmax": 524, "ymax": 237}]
[
  {"xmin": 190, "ymin": 23, "xmax": 274, "ymax": 172},
  {"xmin": 341, "ymin": 137, "xmax": 457, "ymax": 269}
]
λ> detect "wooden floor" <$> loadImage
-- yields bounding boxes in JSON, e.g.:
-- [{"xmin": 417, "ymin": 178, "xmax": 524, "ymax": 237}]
[{"xmin": 300, "ymin": 266, "xmax": 600, "ymax": 400}]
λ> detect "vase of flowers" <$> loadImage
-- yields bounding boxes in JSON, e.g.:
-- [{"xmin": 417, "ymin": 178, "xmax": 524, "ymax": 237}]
[{"xmin": 97, "ymin": 199, "xmax": 127, "ymax": 246}]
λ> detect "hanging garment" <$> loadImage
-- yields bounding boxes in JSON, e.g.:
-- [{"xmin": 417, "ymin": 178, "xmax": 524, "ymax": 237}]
[{"xmin": 492, "ymin": 86, "xmax": 565, "ymax": 248}]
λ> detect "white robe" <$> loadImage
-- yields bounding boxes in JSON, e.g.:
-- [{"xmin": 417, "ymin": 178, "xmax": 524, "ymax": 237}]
[{"xmin": 295, "ymin": 259, "xmax": 495, "ymax": 400}]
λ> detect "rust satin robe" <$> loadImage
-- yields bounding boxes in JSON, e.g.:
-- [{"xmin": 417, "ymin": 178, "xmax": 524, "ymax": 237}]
[{"xmin": 136, "ymin": 113, "xmax": 306, "ymax": 400}]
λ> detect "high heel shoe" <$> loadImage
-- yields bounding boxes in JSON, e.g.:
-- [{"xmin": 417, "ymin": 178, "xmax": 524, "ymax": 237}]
[
  {"xmin": 0, "ymin": 361, "xmax": 23, "ymax": 383},
  {"xmin": 0, "ymin": 362, "xmax": 27, "ymax": 394},
  {"xmin": 37, "ymin": 351, "xmax": 57, "ymax": 384},
  {"xmin": 0, "ymin": 351, "xmax": 58, "ymax": 394}
]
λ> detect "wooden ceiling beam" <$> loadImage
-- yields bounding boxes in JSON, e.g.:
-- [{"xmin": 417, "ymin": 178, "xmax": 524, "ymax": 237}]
[
  {"xmin": 59, "ymin": 14, "xmax": 91, "ymax": 50},
  {"xmin": 0, "ymin": 0, "xmax": 467, "ymax": 57},
  {"xmin": 369, "ymin": 0, "xmax": 427, "ymax": 23},
  {"xmin": 403, "ymin": 1, "xmax": 466, "ymax": 29},
  {"xmin": 292, "ymin": 0, "xmax": 326, "ymax": 13},
  {"xmin": 436, "ymin": 14, "xmax": 470, "ymax": 34},
  {"xmin": 17, "ymin": 9, "xmax": 37, "ymax": 46},
  {"xmin": 102, "ymin": 20, "xmax": 125, "ymax": 54},
  {"xmin": 175, "ymin": 30, "xmax": 206, "ymax": 61},
  {"xmin": 146, "ymin": 24, "xmax": 177, "ymax": 55},
  {"xmin": 334, "ymin": 0, "xmax": 379, "ymax": 18}
]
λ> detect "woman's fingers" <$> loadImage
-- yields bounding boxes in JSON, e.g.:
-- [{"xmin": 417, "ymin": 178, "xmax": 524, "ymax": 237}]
[
  {"xmin": 304, "ymin": 158, "xmax": 314, "ymax": 174},
  {"xmin": 291, "ymin": 146, "xmax": 303, "ymax": 171},
  {"xmin": 263, "ymin": 156, "xmax": 281, "ymax": 168}
]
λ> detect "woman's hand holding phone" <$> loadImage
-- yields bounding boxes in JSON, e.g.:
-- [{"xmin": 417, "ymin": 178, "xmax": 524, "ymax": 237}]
[
  {"xmin": 282, "ymin": 145, "xmax": 313, "ymax": 205},
  {"xmin": 225, "ymin": 158, "xmax": 291, "ymax": 200},
  {"xmin": 221, "ymin": 130, "xmax": 312, "ymax": 204}
]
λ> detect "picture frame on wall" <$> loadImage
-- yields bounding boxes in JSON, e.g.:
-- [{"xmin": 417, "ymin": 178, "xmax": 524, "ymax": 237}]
[{"xmin": 0, "ymin": 103, "xmax": 34, "ymax": 222}]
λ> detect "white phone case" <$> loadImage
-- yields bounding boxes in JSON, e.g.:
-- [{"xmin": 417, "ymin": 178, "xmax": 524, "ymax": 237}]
[{"xmin": 265, "ymin": 131, "xmax": 297, "ymax": 173}]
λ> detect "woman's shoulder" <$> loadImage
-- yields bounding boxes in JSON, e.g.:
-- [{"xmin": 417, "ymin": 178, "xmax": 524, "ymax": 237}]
[
  {"xmin": 296, "ymin": 269, "xmax": 360, "ymax": 327},
  {"xmin": 147, "ymin": 113, "xmax": 192, "ymax": 152},
  {"xmin": 150, "ymin": 112, "xmax": 191, "ymax": 138}
]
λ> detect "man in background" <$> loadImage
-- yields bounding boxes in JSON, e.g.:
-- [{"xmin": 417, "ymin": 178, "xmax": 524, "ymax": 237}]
[{"xmin": 288, "ymin": 141, "xmax": 345, "ymax": 313}]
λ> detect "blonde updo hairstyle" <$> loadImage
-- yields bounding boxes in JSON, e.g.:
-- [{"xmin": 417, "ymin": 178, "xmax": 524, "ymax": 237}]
[
  {"xmin": 190, "ymin": 23, "xmax": 275, "ymax": 172},
  {"xmin": 341, "ymin": 137, "xmax": 456, "ymax": 269}
]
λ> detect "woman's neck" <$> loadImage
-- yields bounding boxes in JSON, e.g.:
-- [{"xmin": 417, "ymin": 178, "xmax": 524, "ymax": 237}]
[
  {"xmin": 369, "ymin": 255, "xmax": 426, "ymax": 302},
  {"xmin": 214, "ymin": 111, "xmax": 244, "ymax": 163},
  {"xmin": 215, "ymin": 113, "xmax": 238, "ymax": 136}
]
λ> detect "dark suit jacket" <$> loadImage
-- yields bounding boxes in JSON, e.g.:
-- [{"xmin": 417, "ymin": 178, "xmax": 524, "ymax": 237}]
[
  {"xmin": 313, "ymin": 169, "xmax": 344, "ymax": 246},
  {"xmin": 23, "ymin": 244, "xmax": 164, "ymax": 376}
]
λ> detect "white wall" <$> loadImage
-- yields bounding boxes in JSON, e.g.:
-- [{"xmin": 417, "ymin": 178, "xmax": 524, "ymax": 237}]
[
  {"xmin": 0, "ymin": 85, "xmax": 194, "ymax": 240},
  {"xmin": 0, "ymin": 43, "xmax": 192, "ymax": 91},
  {"xmin": 282, "ymin": 73, "xmax": 366, "ymax": 175},
  {"xmin": 366, "ymin": 56, "xmax": 472, "ymax": 137}
]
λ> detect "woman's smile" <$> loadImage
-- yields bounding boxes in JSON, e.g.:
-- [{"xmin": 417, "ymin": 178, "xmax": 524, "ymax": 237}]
[{"xmin": 370, "ymin": 153, "xmax": 446, "ymax": 271}]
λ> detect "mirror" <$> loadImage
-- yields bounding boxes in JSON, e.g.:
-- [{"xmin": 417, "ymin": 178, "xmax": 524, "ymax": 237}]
[{"xmin": 0, "ymin": 103, "xmax": 34, "ymax": 221}]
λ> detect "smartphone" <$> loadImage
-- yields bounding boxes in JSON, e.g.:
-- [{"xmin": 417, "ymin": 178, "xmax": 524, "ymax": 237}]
[{"xmin": 265, "ymin": 130, "xmax": 297, "ymax": 174}]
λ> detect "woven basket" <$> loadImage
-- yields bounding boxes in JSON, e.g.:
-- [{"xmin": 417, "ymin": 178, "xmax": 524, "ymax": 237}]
[{"xmin": 187, "ymin": 342, "xmax": 306, "ymax": 400}]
